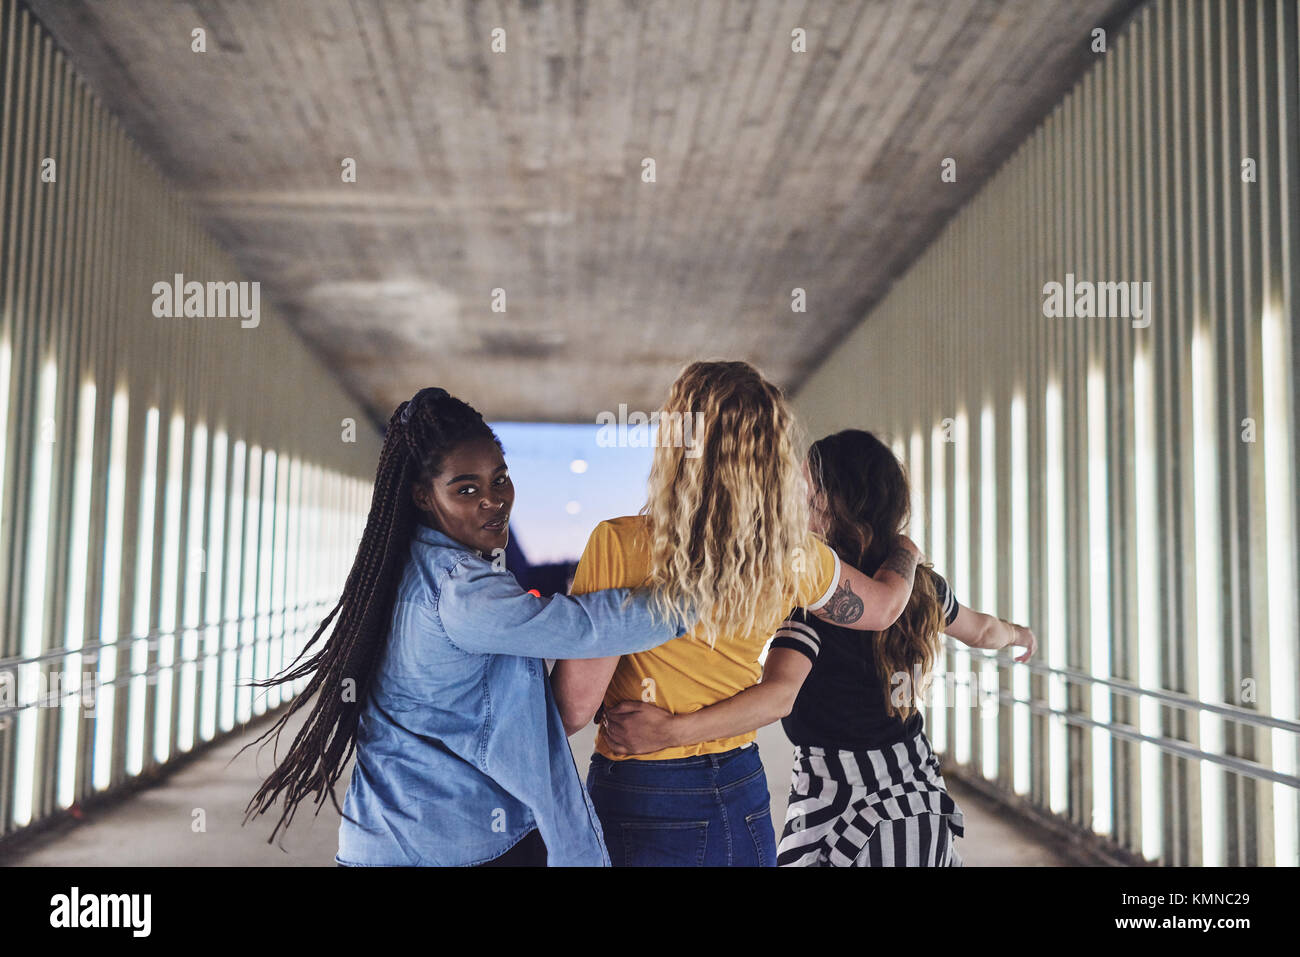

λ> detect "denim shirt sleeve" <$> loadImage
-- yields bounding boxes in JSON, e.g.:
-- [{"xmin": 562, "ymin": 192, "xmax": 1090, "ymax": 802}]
[{"xmin": 438, "ymin": 553, "xmax": 690, "ymax": 658}]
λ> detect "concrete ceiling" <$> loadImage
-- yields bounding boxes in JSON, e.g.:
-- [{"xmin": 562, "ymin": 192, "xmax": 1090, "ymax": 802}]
[{"xmin": 26, "ymin": 0, "xmax": 1140, "ymax": 428}]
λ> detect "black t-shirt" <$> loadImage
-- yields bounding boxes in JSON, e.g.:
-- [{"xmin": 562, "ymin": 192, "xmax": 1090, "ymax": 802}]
[{"xmin": 773, "ymin": 573, "xmax": 960, "ymax": 752}]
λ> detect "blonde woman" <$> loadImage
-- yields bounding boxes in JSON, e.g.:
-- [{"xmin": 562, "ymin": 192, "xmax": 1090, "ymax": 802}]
[{"xmin": 551, "ymin": 361, "xmax": 921, "ymax": 866}]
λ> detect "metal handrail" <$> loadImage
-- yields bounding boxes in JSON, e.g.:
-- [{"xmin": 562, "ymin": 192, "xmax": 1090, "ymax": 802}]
[
  {"xmin": 951, "ymin": 686, "xmax": 1300, "ymax": 790},
  {"xmin": 0, "ymin": 619, "xmax": 322, "ymax": 720},
  {"xmin": 0, "ymin": 597, "xmax": 339, "ymax": 670},
  {"xmin": 941, "ymin": 637, "xmax": 1300, "ymax": 735}
]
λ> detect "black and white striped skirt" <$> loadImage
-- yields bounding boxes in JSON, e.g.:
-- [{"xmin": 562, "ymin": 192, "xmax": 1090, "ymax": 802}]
[{"xmin": 776, "ymin": 732, "xmax": 965, "ymax": 867}]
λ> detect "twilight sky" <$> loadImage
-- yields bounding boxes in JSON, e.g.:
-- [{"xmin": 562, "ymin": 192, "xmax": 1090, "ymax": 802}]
[{"xmin": 490, "ymin": 421, "xmax": 653, "ymax": 565}]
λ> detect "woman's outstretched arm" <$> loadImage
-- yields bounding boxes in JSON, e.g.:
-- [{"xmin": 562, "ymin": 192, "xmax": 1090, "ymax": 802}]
[{"xmin": 944, "ymin": 604, "xmax": 1037, "ymax": 662}]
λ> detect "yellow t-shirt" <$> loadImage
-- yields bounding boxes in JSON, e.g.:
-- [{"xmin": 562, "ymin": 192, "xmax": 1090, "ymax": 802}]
[{"xmin": 570, "ymin": 515, "xmax": 841, "ymax": 760}]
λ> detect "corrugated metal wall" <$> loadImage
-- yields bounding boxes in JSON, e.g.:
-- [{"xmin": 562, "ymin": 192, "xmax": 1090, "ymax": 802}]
[
  {"xmin": 795, "ymin": 0, "xmax": 1298, "ymax": 866},
  {"xmin": 0, "ymin": 0, "xmax": 381, "ymax": 841}
]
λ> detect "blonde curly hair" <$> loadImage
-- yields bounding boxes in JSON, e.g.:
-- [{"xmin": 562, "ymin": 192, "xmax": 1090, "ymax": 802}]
[{"xmin": 642, "ymin": 360, "xmax": 817, "ymax": 647}]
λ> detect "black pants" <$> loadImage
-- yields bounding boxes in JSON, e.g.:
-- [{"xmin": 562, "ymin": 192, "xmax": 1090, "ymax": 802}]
[
  {"xmin": 477, "ymin": 828, "xmax": 547, "ymax": 867},
  {"xmin": 336, "ymin": 829, "xmax": 547, "ymax": 867}
]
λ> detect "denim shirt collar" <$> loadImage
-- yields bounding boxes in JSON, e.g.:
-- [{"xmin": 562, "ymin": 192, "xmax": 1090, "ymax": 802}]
[{"xmin": 411, "ymin": 521, "xmax": 476, "ymax": 554}]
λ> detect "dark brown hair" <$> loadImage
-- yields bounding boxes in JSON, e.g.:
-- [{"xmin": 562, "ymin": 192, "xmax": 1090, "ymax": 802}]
[{"xmin": 807, "ymin": 429, "xmax": 943, "ymax": 719}]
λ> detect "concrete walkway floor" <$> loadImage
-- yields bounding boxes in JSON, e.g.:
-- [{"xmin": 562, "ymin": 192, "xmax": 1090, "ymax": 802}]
[{"xmin": 3, "ymin": 703, "xmax": 1073, "ymax": 866}]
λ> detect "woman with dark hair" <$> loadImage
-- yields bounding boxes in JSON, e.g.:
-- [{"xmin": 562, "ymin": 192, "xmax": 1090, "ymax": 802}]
[
  {"xmin": 603, "ymin": 428, "xmax": 1036, "ymax": 867},
  {"xmin": 241, "ymin": 387, "xmax": 692, "ymax": 866}
]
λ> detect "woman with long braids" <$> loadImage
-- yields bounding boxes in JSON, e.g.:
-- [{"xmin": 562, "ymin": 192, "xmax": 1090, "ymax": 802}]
[
  {"xmin": 242, "ymin": 387, "xmax": 692, "ymax": 867},
  {"xmin": 550, "ymin": 362, "xmax": 923, "ymax": 867},
  {"xmin": 603, "ymin": 428, "xmax": 1037, "ymax": 866}
]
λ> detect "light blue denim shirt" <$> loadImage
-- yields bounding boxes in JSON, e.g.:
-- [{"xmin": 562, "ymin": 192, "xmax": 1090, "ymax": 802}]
[{"xmin": 335, "ymin": 521, "xmax": 686, "ymax": 867}]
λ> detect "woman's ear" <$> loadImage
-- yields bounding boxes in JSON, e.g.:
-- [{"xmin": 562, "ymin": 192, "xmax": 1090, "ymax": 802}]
[{"xmin": 411, "ymin": 480, "xmax": 432, "ymax": 513}]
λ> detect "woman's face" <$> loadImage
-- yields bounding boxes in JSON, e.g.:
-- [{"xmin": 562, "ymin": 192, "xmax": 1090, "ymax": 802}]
[
  {"xmin": 413, "ymin": 437, "xmax": 514, "ymax": 555},
  {"xmin": 802, "ymin": 459, "xmax": 829, "ymax": 537}
]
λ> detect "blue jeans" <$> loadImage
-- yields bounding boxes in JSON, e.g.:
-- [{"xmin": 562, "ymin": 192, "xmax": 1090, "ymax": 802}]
[{"xmin": 587, "ymin": 744, "xmax": 777, "ymax": 867}]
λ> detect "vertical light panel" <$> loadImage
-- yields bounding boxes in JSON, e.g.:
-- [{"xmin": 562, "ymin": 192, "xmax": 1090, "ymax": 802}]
[
  {"xmin": 128, "ymin": 407, "xmax": 160, "ymax": 776},
  {"xmin": 294, "ymin": 462, "xmax": 317, "ymax": 700},
  {"xmin": 280, "ymin": 455, "xmax": 297, "ymax": 696},
  {"xmin": 269, "ymin": 452, "xmax": 290, "ymax": 709},
  {"xmin": 1262, "ymin": 299, "xmax": 1298, "ymax": 867},
  {"xmin": 153, "ymin": 411, "xmax": 185, "ymax": 762},
  {"xmin": 909, "ymin": 428, "xmax": 926, "ymax": 549},
  {"xmin": 1191, "ymin": 322, "xmax": 1224, "ymax": 865},
  {"xmin": 329, "ymin": 471, "xmax": 341, "ymax": 609},
  {"xmin": 93, "ymin": 388, "xmax": 129, "ymax": 791},
  {"xmin": 222, "ymin": 439, "xmax": 246, "ymax": 733},
  {"xmin": 980, "ymin": 401, "xmax": 998, "ymax": 780},
  {"xmin": 239, "ymin": 445, "xmax": 261, "ymax": 724},
  {"xmin": 1010, "ymin": 391, "xmax": 1030, "ymax": 795},
  {"xmin": 1133, "ymin": 346, "xmax": 1164, "ymax": 861},
  {"xmin": 255, "ymin": 449, "xmax": 277, "ymax": 716},
  {"xmin": 0, "ymin": 340, "xmax": 9, "ymax": 584},
  {"xmin": 1086, "ymin": 365, "xmax": 1113, "ymax": 836},
  {"xmin": 177, "ymin": 422, "xmax": 206, "ymax": 753},
  {"xmin": 953, "ymin": 410, "xmax": 971, "ymax": 765},
  {"xmin": 13, "ymin": 358, "xmax": 58, "ymax": 827},
  {"xmin": 305, "ymin": 464, "xmax": 324, "ymax": 698},
  {"xmin": 57, "ymin": 381, "xmax": 97, "ymax": 809},
  {"xmin": 201, "ymin": 429, "xmax": 227, "ymax": 743},
  {"xmin": 930, "ymin": 424, "xmax": 948, "ymax": 753},
  {"xmin": 1044, "ymin": 377, "xmax": 1067, "ymax": 815}
]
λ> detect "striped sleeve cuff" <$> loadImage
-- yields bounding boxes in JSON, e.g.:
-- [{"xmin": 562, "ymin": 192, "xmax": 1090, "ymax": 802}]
[
  {"xmin": 770, "ymin": 618, "xmax": 822, "ymax": 662},
  {"xmin": 936, "ymin": 573, "xmax": 959, "ymax": 625}
]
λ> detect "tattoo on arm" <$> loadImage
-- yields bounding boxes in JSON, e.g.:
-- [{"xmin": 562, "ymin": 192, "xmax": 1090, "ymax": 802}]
[
  {"xmin": 821, "ymin": 578, "xmax": 865, "ymax": 625},
  {"xmin": 880, "ymin": 545, "xmax": 919, "ymax": 584}
]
